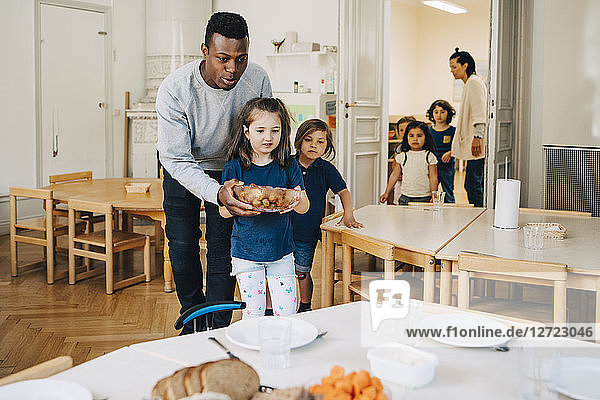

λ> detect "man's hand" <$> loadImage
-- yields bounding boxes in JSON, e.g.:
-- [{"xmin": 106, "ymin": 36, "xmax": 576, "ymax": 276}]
[
  {"xmin": 218, "ymin": 179, "xmax": 260, "ymax": 217},
  {"xmin": 441, "ymin": 151, "xmax": 452, "ymax": 163},
  {"xmin": 471, "ymin": 137, "xmax": 483, "ymax": 157}
]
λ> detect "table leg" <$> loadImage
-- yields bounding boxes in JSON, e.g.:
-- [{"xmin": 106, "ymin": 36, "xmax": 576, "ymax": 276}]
[
  {"xmin": 320, "ymin": 230, "xmax": 335, "ymax": 308},
  {"xmin": 440, "ymin": 260, "xmax": 452, "ymax": 306},
  {"xmin": 596, "ymin": 278, "xmax": 600, "ymax": 343},
  {"xmin": 423, "ymin": 257, "xmax": 435, "ymax": 302},
  {"xmin": 342, "ymin": 243, "xmax": 352, "ymax": 303},
  {"xmin": 162, "ymin": 227, "xmax": 174, "ymax": 293},
  {"xmin": 384, "ymin": 259, "xmax": 394, "ymax": 281},
  {"xmin": 458, "ymin": 270, "xmax": 470, "ymax": 309}
]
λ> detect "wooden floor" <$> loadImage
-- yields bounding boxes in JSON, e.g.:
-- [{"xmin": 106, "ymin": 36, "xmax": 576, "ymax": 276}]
[{"xmin": 0, "ymin": 223, "xmax": 345, "ymax": 378}]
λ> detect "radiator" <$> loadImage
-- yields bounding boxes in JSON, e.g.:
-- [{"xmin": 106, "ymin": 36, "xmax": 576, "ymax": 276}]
[{"xmin": 544, "ymin": 145, "xmax": 600, "ymax": 217}]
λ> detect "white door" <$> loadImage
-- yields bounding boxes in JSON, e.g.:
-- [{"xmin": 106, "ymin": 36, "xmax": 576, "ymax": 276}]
[
  {"xmin": 487, "ymin": 0, "xmax": 518, "ymax": 206},
  {"xmin": 338, "ymin": 0, "xmax": 390, "ymax": 208},
  {"xmin": 40, "ymin": 4, "xmax": 107, "ymax": 183}
]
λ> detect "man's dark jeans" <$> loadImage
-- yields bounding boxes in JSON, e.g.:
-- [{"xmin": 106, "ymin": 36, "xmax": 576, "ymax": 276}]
[
  {"xmin": 465, "ymin": 158, "xmax": 485, "ymax": 207},
  {"xmin": 437, "ymin": 162, "xmax": 455, "ymax": 203},
  {"xmin": 162, "ymin": 169, "xmax": 235, "ymax": 334}
]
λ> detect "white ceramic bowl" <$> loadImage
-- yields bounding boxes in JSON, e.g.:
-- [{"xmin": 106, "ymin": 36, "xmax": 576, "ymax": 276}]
[{"xmin": 367, "ymin": 342, "xmax": 438, "ymax": 388}]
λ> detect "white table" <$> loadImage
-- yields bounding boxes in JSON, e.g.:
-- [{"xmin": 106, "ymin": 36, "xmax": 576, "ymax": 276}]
[
  {"xmin": 52, "ymin": 347, "xmax": 183, "ymax": 400},
  {"xmin": 435, "ymin": 209, "xmax": 600, "ymax": 321},
  {"xmin": 319, "ymin": 205, "xmax": 485, "ymax": 305},
  {"xmin": 47, "ymin": 302, "xmax": 600, "ymax": 399}
]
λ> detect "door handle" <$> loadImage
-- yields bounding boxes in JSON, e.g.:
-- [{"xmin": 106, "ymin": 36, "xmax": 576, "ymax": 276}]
[
  {"xmin": 98, "ymin": 102, "xmax": 107, "ymax": 109},
  {"xmin": 344, "ymin": 102, "xmax": 357, "ymax": 108}
]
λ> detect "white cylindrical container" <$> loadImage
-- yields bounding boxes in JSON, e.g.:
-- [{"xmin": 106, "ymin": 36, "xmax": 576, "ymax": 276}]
[
  {"xmin": 280, "ymin": 31, "xmax": 298, "ymax": 53},
  {"xmin": 493, "ymin": 179, "xmax": 521, "ymax": 229}
]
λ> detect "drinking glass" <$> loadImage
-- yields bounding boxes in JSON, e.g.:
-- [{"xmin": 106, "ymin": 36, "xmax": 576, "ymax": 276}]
[
  {"xmin": 396, "ymin": 299, "xmax": 424, "ymax": 346},
  {"xmin": 431, "ymin": 191, "xmax": 445, "ymax": 211},
  {"xmin": 259, "ymin": 317, "xmax": 291, "ymax": 368},
  {"xmin": 517, "ymin": 340, "xmax": 560, "ymax": 399},
  {"xmin": 523, "ymin": 225, "xmax": 544, "ymax": 250}
]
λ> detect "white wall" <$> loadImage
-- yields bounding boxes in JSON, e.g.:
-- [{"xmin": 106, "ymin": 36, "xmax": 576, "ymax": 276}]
[
  {"xmin": 389, "ymin": 2, "xmax": 419, "ymax": 115},
  {"xmin": 0, "ymin": 0, "xmax": 146, "ymax": 234},
  {"xmin": 213, "ymin": 0, "xmax": 338, "ymax": 93},
  {"xmin": 527, "ymin": 0, "xmax": 600, "ymax": 207},
  {"xmin": 389, "ymin": 1, "xmax": 489, "ymax": 118}
]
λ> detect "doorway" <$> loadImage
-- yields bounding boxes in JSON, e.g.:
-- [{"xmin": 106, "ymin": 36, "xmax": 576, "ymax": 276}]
[
  {"xmin": 37, "ymin": 1, "xmax": 110, "ymax": 185},
  {"xmin": 387, "ymin": 0, "xmax": 491, "ymax": 205}
]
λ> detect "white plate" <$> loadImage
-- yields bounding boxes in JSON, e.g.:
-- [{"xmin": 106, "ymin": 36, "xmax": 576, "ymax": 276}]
[
  {"xmin": 0, "ymin": 379, "xmax": 92, "ymax": 400},
  {"xmin": 418, "ymin": 313, "xmax": 509, "ymax": 347},
  {"xmin": 226, "ymin": 316, "xmax": 318, "ymax": 350},
  {"xmin": 555, "ymin": 357, "xmax": 600, "ymax": 400}
]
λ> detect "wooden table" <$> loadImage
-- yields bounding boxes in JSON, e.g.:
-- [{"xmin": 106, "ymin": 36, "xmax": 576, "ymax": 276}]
[
  {"xmin": 435, "ymin": 209, "xmax": 600, "ymax": 322},
  {"xmin": 319, "ymin": 205, "xmax": 485, "ymax": 306},
  {"xmin": 44, "ymin": 178, "xmax": 175, "ymax": 292}
]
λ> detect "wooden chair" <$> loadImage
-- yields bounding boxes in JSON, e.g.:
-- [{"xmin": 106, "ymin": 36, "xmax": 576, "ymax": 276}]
[
  {"xmin": 9, "ymin": 187, "xmax": 85, "ymax": 284},
  {"xmin": 457, "ymin": 253, "xmax": 568, "ymax": 324},
  {"xmin": 49, "ymin": 171, "xmax": 92, "ymax": 218},
  {"xmin": 68, "ymin": 199, "xmax": 151, "ymax": 294},
  {"xmin": 0, "ymin": 356, "xmax": 73, "ymax": 387},
  {"xmin": 519, "ymin": 207, "xmax": 592, "ymax": 217},
  {"xmin": 408, "ymin": 202, "xmax": 474, "ymax": 207}
]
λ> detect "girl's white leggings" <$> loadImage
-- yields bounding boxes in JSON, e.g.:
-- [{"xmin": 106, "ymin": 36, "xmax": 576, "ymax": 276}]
[{"xmin": 232, "ymin": 253, "xmax": 297, "ymax": 318}]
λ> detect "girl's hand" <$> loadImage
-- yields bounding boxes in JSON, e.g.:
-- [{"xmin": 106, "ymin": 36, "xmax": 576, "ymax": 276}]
[
  {"xmin": 441, "ymin": 151, "xmax": 452, "ymax": 163},
  {"xmin": 279, "ymin": 187, "xmax": 301, "ymax": 214},
  {"xmin": 379, "ymin": 192, "xmax": 389, "ymax": 204},
  {"xmin": 337, "ymin": 213, "xmax": 363, "ymax": 228}
]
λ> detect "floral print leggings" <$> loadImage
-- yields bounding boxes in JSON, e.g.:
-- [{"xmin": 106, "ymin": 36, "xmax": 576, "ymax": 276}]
[{"xmin": 231, "ymin": 253, "xmax": 297, "ymax": 318}]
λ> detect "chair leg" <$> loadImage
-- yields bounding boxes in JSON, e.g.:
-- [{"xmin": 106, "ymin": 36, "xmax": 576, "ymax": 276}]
[
  {"xmin": 9, "ymin": 195, "xmax": 17, "ymax": 277},
  {"xmin": 144, "ymin": 236, "xmax": 151, "ymax": 282},
  {"xmin": 342, "ymin": 244, "xmax": 352, "ymax": 304},
  {"xmin": 554, "ymin": 281, "xmax": 567, "ymax": 324},
  {"xmin": 458, "ymin": 270, "xmax": 470, "ymax": 309}
]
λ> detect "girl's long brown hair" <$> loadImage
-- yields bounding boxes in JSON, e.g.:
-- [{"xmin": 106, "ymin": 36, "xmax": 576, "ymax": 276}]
[{"xmin": 227, "ymin": 97, "xmax": 292, "ymax": 169}]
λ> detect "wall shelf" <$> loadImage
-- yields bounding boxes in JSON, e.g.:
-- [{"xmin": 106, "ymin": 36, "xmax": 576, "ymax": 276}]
[{"xmin": 265, "ymin": 50, "xmax": 335, "ymax": 58}]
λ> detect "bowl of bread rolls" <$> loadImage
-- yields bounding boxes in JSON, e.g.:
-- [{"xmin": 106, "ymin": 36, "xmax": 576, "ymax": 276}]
[
  {"xmin": 152, "ymin": 358, "xmax": 321, "ymax": 400},
  {"xmin": 233, "ymin": 184, "xmax": 299, "ymax": 212}
]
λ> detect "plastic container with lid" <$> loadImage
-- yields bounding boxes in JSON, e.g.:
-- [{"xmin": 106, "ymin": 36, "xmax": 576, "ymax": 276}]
[{"xmin": 366, "ymin": 342, "xmax": 438, "ymax": 388}]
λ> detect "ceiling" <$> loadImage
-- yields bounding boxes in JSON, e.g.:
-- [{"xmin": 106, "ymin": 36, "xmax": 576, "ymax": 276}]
[{"xmin": 393, "ymin": 0, "xmax": 489, "ymax": 7}]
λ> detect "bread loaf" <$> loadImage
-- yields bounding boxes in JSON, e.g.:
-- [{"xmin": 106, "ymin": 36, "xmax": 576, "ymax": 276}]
[
  {"xmin": 200, "ymin": 359, "xmax": 260, "ymax": 400},
  {"xmin": 152, "ymin": 359, "xmax": 260, "ymax": 400}
]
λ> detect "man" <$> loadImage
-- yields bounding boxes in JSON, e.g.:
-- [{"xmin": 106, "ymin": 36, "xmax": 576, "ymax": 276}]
[
  {"xmin": 449, "ymin": 48, "xmax": 487, "ymax": 207},
  {"xmin": 156, "ymin": 12, "xmax": 272, "ymax": 334}
]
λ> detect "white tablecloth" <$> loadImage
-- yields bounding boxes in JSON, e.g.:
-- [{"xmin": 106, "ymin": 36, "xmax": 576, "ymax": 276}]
[{"xmin": 53, "ymin": 302, "xmax": 600, "ymax": 400}]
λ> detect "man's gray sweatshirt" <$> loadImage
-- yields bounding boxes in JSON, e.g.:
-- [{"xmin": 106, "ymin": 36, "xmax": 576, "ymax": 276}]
[{"xmin": 156, "ymin": 60, "xmax": 272, "ymax": 205}]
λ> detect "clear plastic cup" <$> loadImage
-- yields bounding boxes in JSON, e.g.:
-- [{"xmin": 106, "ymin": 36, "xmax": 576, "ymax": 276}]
[
  {"xmin": 516, "ymin": 340, "xmax": 560, "ymax": 399},
  {"xmin": 523, "ymin": 225, "xmax": 544, "ymax": 250},
  {"xmin": 432, "ymin": 191, "xmax": 445, "ymax": 211},
  {"xmin": 396, "ymin": 300, "xmax": 424, "ymax": 346},
  {"xmin": 259, "ymin": 317, "xmax": 291, "ymax": 369}
]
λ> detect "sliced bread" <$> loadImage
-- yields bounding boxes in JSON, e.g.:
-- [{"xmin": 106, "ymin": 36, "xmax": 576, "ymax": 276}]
[
  {"xmin": 200, "ymin": 359, "xmax": 260, "ymax": 400},
  {"xmin": 152, "ymin": 375, "xmax": 171, "ymax": 399},
  {"xmin": 166, "ymin": 367, "xmax": 193, "ymax": 400}
]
